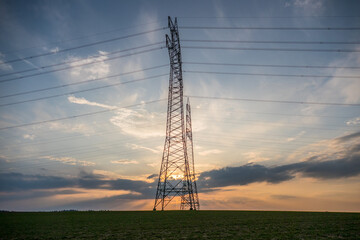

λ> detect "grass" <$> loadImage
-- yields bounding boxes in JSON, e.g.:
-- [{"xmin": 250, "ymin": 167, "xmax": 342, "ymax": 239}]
[{"xmin": 0, "ymin": 210, "xmax": 359, "ymax": 239}]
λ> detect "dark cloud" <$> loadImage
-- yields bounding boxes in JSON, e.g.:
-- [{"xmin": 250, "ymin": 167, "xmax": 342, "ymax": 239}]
[
  {"xmin": 272, "ymin": 195, "xmax": 297, "ymax": 200},
  {"xmin": 335, "ymin": 131, "xmax": 360, "ymax": 142},
  {"xmin": 0, "ymin": 171, "xmax": 155, "ymax": 199},
  {"xmin": 198, "ymin": 152, "xmax": 360, "ymax": 190},
  {"xmin": 282, "ymin": 154, "xmax": 360, "ymax": 179},
  {"xmin": 48, "ymin": 195, "xmax": 151, "ymax": 211},
  {"xmin": 0, "ymin": 172, "xmax": 75, "ymax": 192},
  {"xmin": 0, "ymin": 189, "xmax": 81, "ymax": 202},
  {"xmin": 198, "ymin": 164, "xmax": 294, "ymax": 189},
  {"xmin": 1, "ymin": 131, "xmax": 359, "ymax": 205},
  {"xmin": 147, "ymin": 174, "xmax": 158, "ymax": 179}
]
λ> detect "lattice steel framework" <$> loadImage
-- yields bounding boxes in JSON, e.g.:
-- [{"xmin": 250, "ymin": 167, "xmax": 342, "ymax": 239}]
[
  {"xmin": 153, "ymin": 17, "xmax": 199, "ymax": 211},
  {"xmin": 181, "ymin": 98, "xmax": 200, "ymax": 210}
]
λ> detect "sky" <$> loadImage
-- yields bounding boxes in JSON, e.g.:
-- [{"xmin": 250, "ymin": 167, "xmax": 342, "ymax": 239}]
[{"xmin": 0, "ymin": 0, "xmax": 359, "ymax": 211}]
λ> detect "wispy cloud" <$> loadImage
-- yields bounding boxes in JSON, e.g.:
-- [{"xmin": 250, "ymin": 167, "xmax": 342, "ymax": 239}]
[
  {"xmin": 127, "ymin": 143, "xmax": 160, "ymax": 154},
  {"xmin": 198, "ymin": 149, "xmax": 223, "ymax": 156},
  {"xmin": 41, "ymin": 156, "xmax": 95, "ymax": 166},
  {"xmin": 68, "ymin": 95, "xmax": 116, "ymax": 109},
  {"xmin": 64, "ymin": 51, "xmax": 110, "ymax": 82},
  {"xmin": 0, "ymin": 52, "xmax": 13, "ymax": 71},
  {"xmin": 68, "ymin": 95, "xmax": 165, "ymax": 138},
  {"xmin": 46, "ymin": 121, "xmax": 95, "ymax": 136},
  {"xmin": 286, "ymin": 0, "xmax": 324, "ymax": 13},
  {"xmin": 242, "ymin": 152, "xmax": 270, "ymax": 163},
  {"xmin": 23, "ymin": 134, "xmax": 35, "ymax": 140},
  {"xmin": 346, "ymin": 117, "xmax": 360, "ymax": 126},
  {"xmin": 287, "ymin": 131, "xmax": 306, "ymax": 142},
  {"xmin": 111, "ymin": 159, "xmax": 139, "ymax": 165},
  {"xmin": 50, "ymin": 47, "xmax": 59, "ymax": 53},
  {"xmin": 110, "ymin": 108, "xmax": 164, "ymax": 138}
]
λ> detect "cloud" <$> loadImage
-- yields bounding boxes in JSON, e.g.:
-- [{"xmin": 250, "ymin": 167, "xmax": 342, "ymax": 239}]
[
  {"xmin": 0, "ymin": 169, "xmax": 157, "ymax": 210},
  {"xmin": 110, "ymin": 108, "xmax": 164, "ymax": 138},
  {"xmin": 68, "ymin": 95, "xmax": 116, "ymax": 109},
  {"xmin": 335, "ymin": 131, "xmax": 360, "ymax": 143},
  {"xmin": 310, "ymin": 50, "xmax": 360, "ymax": 105},
  {"xmin": 287, "ymin": 131, "xmax": 305, "ymax": 142},
  {"xmin": 272, "ymin": 195, "xmax": 297, "ymax": 200},
  {"xmin": 346, "ymin": 117, "xmax": 360, "ymax": 126},
  {"xmin": 0, "ymin": 189, "xmax": 82, "ymax": 202},
  {"xmin": 50, "ymin": 47, "xmax": 59, "ymax": 53},
  {"xmin": 127, "ymin": 143, "xmax": 160, "ymax": 154},
  {"xmin": 0, "ymin": 52, "xmax": 13, "ymax": 71},
  {"xmin": 41, "ymin": 156, "xmax": 95, "ymax": 166},
  {"xmin": 198, "ymin": 149, "xmax": 222, "ymax": 156},
  {"xmin": 147, "ymin": 174, "xmax": 158, "ymax": 179},
  {"xmin": 68, "ymin": 95, "xmax": 165, "ymax": 138},
  {"xmin": 66, "ymin": 51, "xmax": 110, "ymax": 81},
  {"xmin": 198, "ymin": 131, "xmax": 360, "ymax": 189},
  {"xmin": 110, "ymin": 159, "xmax": 139, "ymax": 165},
  {"xmin": 0, "ymin": 171, "xmax": 154, "ymax": 199},
  {"xmin": 294, "ymin": 0, "xmax": 323, "ymax": 8},
  {"xmin": 23, "ymin": 134, "xmax": 35, "ymax": 140},
  {"xmin": 242, "ymin": 152, "xmax": 270, "ymax": 163},
  {"xmin": 0, "ymin": 155, "xmax": 10, "ymax": 163},
  {"xmin": 43, "ymin": 121, "xmax": 95, "ymax": 136},
  {"xmin": 285, "ymin": 0, "xmax": 324, "ymax": 12},
  {"xmin": 199, "ymin": 153, "xmax": 360, "ymax": 189}
]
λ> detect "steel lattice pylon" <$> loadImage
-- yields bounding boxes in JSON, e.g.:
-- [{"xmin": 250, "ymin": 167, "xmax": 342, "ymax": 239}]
[{"xmin": 153, "ymin": 17, "xmax": 199, "ymax": 211}]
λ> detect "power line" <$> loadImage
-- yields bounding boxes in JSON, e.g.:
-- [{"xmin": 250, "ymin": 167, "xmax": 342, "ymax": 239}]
[
  {"xmin": 182, "ymin": 39, "xmax": 360, "ymax": 45},
  {"xmin": 187, "ymin": 95, "xmax": 360, "ymax": 106},
  {"xmin": 0, "ymin": 98, "xmax": 166, "ymax": 131},
  {"xmin": 0, "ymin": 47, "xmax": 165, "ymax": 83},
  {"xmin": 179, "ymin": 26, "xmax": 360, "ymax": 30},
  {"xmin": 0, "ymin": 119, "xmax": 164, "ymax": 150},
  {"xmin": 0, "ymin": 64, "xmax": 168, "ymax": 99},
  {"xmin": 195, "ymin": 115, "xmax": 353, "ymax": 131},
  {"xmin": 2, "ymin": 106, "xmax": 349, "ymax": 149},
  {"xmin": 1, "ymin": 107, "xmax": 349, "ymax": 150},
  {"xmin": 5, "ymin": 135, "xmax": 161, "ymax": 162},
  {"xmin": 183, "ymin": 61, "xmax": 360, "ymax": 70},
  {"xmin": 0, "ymin": 42, "xmax": 164, "ymax": 78},
  {"xmin": 0, "ymin": 27, "xmax": 167, "ymax": 65},
  {"xmin": 194, "ymin": 139, "xmax": 313, "ymax": 154},
  {"xmin": 184, "ymin": 70, "xmax": 359, "ymax": 79},
  {"xmin": 178, "ymin": 16, "xmax": 360, "ymax": 19},
  {"xmin": 2, "ymin": 20, "xmax": 166, "ymax": 55},
  {"xmin": 182, "ymin": 46, "xmax": 360, "ymax": 53},
  {"xmin": 0, "ymin": 142, "xmax": 159, "ymax": 172},
  {"xmin": 2, "ymin": 131, "xmax": 317, "ymax": 164},
  {"xmin": 194, "ymin": 108, "xmax": 351, "ymax": 119},
  {"xmin": 0, "ymin": 74, "xmax": 168, "ymax": 107}
]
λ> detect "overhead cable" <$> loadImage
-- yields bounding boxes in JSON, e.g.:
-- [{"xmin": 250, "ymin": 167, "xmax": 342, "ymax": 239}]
[
  {"xmin": 184, "ymin": 70, "xmax": 359, "ymax": 79},
  {"xmin": 187, "ymin": 95, "xmax": 360, "ymax": 106},
  {"xmin": 182, "ymin": 46, "xmax": 360, "ymax": 53},
  {"xmin": 178, "ymin": 16, "xmax": 360, "ymax": 19},
  {"xmin": 0, "ymin": 27, "xmax": 166, "ymax": 65},
  {"xmin": 0, "ymin": 64, "xmax": 168, "ymax": 99},
  {"xmin": 2, "ymin": 21, "xmax": 166, "ymax": 55},
  {"xmin": 0, "ymin": 47, "xmax": 165, "ymax": 83},
  {"xmin": 0, "ymin": 42, "xmax": 164, "ymax": 78},
  {"xmin": 183, "ymin": 61, "xmax": 360, "ymax": 69},
  {"xmin": 182, "ymin": 39, "xmax": 360, "ymax": 45},
  {"xmin": 0, "ymin": 99, "xmax": 166, "ymax": 131},
  {"xmin": 180, "ymin": 26, "xmax": 360, "ymax": 30},
  {"xmin": 0, "ymin": 74, "xmax": 168, "ymax": 107}
]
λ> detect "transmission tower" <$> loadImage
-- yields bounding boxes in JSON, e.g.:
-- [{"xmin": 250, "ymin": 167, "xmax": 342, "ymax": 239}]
[{"xmin": 153, "ymin": 17, "xmax": 199, "ymax": 211}]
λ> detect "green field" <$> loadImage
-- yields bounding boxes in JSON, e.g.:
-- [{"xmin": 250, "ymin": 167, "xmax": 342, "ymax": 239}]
[{"xmin": 0, "ymin": 211, "xmax": 359, "ymax": 239}]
